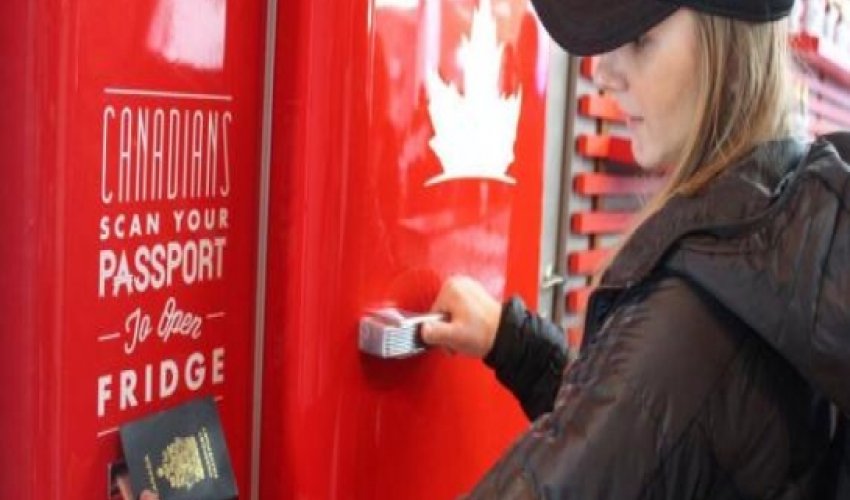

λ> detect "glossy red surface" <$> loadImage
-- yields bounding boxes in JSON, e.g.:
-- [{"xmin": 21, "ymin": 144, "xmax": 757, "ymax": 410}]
[
  {"xmin": 0, "ymin": 1, "xmax": 266, "ymax": 497},
  {"xmin": 263, "ymin": 0, "xmax": 548, "ymax": 497}
]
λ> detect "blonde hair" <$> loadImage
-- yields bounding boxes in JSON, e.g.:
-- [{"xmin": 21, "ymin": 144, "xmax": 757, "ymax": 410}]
[{"xmin": 598, "ymin": 13, "xmax": 795, "ymax": 281}]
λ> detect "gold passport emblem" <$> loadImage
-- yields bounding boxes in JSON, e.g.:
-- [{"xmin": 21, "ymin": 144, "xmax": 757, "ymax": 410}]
[{"xmin": 156, "ymin": 436, "xmax": 206, "ymax": 490}]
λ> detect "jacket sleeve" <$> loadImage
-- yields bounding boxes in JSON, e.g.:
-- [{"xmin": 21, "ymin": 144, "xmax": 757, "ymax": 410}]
[{"xmin": 483, "ymin": 296, "xmax": 567, "ymax": 421}]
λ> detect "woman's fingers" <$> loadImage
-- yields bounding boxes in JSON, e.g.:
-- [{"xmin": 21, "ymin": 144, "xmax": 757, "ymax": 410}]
[
  {"xmin": 422, "ymin": 275, "xmax": 501, "ymax": 358},
  {"xmin": 420, "ymin": 320, "xmax": 454, "ymax": 347}
]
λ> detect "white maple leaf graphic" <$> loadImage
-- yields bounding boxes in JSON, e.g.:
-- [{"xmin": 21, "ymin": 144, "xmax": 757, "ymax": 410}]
[{"xmin": 425, "ymin": 0, "xmax": 522, "ymax": 186}]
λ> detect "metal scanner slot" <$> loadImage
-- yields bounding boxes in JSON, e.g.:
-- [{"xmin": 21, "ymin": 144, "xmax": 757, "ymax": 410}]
[{"xmin": 358, "ymin": 309, "xmax": 446, "ymax": 359}]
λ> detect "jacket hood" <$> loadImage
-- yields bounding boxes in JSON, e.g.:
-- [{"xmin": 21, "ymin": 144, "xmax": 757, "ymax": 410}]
[{"xmin": 601, "ymin": 132, "xmax": 850, "ymax": 414}]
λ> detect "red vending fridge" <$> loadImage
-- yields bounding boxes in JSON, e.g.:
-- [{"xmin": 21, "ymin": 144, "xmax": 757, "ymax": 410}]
[
  {"xmin": 0, "ymin": 0, "xmax": 267, "ymax": 497},
  {"xmin": 262, "ymin": 0, "xmax": 551, "ymax": 497}
]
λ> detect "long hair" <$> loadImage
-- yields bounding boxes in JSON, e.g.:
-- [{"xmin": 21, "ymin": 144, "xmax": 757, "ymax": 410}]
[{"xmin": 598, "ymin": 13, "xmax": 795, "ymax": 280}]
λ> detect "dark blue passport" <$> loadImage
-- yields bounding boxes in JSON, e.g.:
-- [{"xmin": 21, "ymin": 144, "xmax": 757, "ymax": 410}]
[{"xmin": 120, "ymin": 397, "xmax": 238, "ymax": 500}]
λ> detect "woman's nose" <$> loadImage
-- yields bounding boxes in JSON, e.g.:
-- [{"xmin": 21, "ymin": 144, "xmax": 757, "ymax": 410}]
[{"xmin": 593, "ymin": 52, "xmax": 627, "ymax": 93}]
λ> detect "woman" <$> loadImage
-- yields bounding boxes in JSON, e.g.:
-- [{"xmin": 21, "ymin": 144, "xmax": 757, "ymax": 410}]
[{"xmin": 422, "ymin": 0, "xmax": 850, "ymax": 497}]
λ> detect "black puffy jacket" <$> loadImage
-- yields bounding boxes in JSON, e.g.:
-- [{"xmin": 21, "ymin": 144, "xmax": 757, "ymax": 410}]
[{"xmin": 471, "ymin": 133, "xmax": 850, "ymax": 499}]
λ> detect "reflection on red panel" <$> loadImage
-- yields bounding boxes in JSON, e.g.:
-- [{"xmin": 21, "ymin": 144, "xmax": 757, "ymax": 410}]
[{"xmin": 263, "ymin": 0, "xmax": 548, "ymax": 497}]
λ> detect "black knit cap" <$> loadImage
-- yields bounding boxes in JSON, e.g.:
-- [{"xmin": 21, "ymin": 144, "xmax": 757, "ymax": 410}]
[{"xmin": 532, "ymin": 0, "xmax": 795, "ymax": 56}]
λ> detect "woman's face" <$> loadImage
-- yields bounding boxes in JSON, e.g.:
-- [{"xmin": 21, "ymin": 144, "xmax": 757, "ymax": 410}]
[{"xmin": 594, "ymin": 9, "xmax": 702, "ymax": 170}]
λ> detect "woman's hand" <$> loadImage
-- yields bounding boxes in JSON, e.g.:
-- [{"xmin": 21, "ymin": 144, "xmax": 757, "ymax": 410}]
[
  {"xmin": 116, "ymin": 473, "xmax": 159, "ymax": 500},
  {"xmin": 420, "ymin": 276, "xmax": 501, "ymax": 358}
]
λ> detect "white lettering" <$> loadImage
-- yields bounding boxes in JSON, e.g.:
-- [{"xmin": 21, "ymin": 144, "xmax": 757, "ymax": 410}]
[
  {"xmin": 98, "ymin": 212, "xmax": 160, "ymax": 241},
  {"xmin": 212, "ymin": 348, "xmax": 225, "ymax": 385},
  {"xmin": 100, "ymin": 105, "xmax": 232, "ymax": 204},
  {"xmin": 158, "ymin": 297, "xmax": 203, "ymax": 343},
  {"xmin": 124, "ymin": 307, "xmax": 152, "ymax": 354},
  {"xmin": 96, "ymin": 348, "xmax": 226, "ymax": 418},
  {"xmin": 99, "ymin": 237, "xmax": 226, "ymax": 298},
  {"xmin": 221, "ymin": 112, "xmax": 232, "ymax": 197},
  {"xmin": 119, "ymin": 370, "xmax": 138, "ymax": 410},
  {"xmin": 160, "ymin": 359, "xmax": 179, "ymax": 399},
  {"xmin": 145, "ymin": 363, "xmax": 153, "ymax": 403},
  {"xmin": 185, "ymin": 352, "xmax": 206, "ymax": 391},
  {"xmin": 99, "ymin": 251, "xmax": 116, "ymax": 297},
  {"xmin": 101, "ymin": 106, "xmax": 115, "ymax": 204},
  {"xmin": 97, "ymin": 375, "xmax": 112, "ymax": 417}
]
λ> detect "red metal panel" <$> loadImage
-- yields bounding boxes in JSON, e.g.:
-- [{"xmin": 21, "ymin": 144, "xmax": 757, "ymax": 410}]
[
  {"xmin": 0, "ymin": 3, "xmax": 50, "ymax": 496},
  {"xmin": 576, "ymin": 133, "xmax": 638, "ymax": 165},
  {"xmin": 571, "ymin": 212, "xmax": 634, "ymax": 235},
  {"xmin": 262, "ymin": 0, "xmax": 548, "ymax": 498},
  {"xmin": 580, "ymin": 56, "xmax": 598, "ymax": 80},
  {"xmin": 0, "ymin": 1, "xmax": 266, "ymax": 497},
  {"xmin": 568, "ymin": 327, "xmax": 584, "ymax": 350},
  {"xmin": 566, "ymin": 287, "xmax": 592, "ymax": 314},
  {"xmin": 578, "ymin": 94, "xmax": 625, "ymax": 122},
  {"xmin": 568, "ymin": 248, "xmax": 612, "ymax": 275},
  {"xmin": 574, "ymin": 172, "xmax": 663, "ymax": 196}
]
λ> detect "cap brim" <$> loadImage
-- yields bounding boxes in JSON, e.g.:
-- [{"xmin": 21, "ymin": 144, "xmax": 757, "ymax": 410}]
[{"xmin": 531, "ymin": 0, "xmax": 679, "ymax": 56}]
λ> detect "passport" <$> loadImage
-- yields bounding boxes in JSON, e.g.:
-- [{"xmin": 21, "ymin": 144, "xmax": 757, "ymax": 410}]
[{"xmin": 120, "ymin": 397, "xmax": 238, "ymax": 500}]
